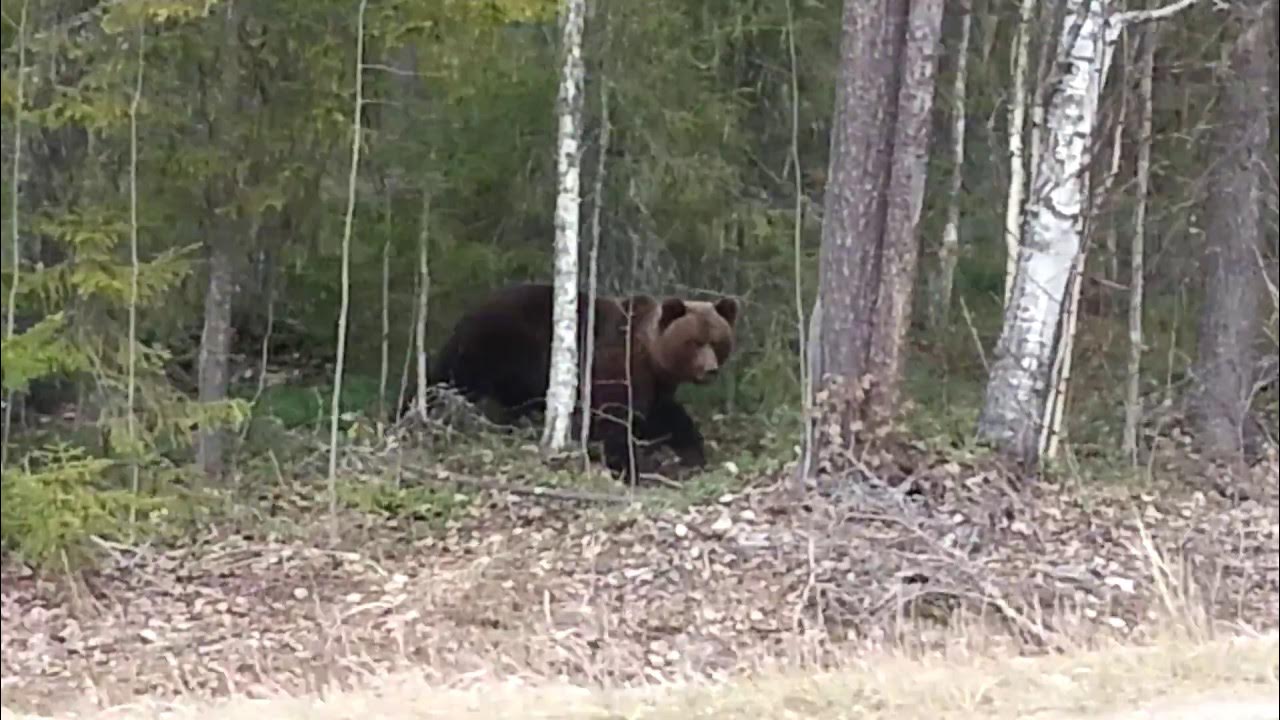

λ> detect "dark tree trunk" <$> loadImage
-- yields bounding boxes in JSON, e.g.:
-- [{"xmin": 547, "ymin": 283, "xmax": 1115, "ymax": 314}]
[
  {"xmin": 868, "ymin": 0, "xmax": 946, "ymax": 415},
  {"xmin": 196, "ymin": 2, "xmax": 243, "ymax": 480},
  {"xmin": 1193, "ymin": 1, "xmax": 1271, "ymax": 461},
  {"xmin": 197, "ymin": 235, "xmax": 236, "ymax": 479},
  {"xmin": 811, "ymin": 0, "xmax": 944, "ymax": 466}
]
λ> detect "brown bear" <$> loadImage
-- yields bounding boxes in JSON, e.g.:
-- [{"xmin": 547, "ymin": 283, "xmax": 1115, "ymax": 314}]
[
  {"xmin": 410, "ymin": 282, "xmax": 633, "ymax": 424},
  {"xmin": 583, "ymin": 294, "xmax": 740, "ymax": 478},
  {"xmin": 419, "ymin": 282, "xmax": 741, "ymax": 481}
]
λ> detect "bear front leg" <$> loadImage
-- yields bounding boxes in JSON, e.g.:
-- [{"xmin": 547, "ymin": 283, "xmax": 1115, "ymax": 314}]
[
  {"xmin": 643, "ymin": 397, "xmax": 707, "ymax": 468},
  {"xmin": 589, "ymin": 403, "xmax": 659, "ymax": 482}
]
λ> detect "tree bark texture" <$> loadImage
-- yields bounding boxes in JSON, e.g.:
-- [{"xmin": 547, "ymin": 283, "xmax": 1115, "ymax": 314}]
[
  {"xmin": 196, "ymin": 2, "xmax": 243, "ymax": 480},
  {"xmin": 1193, "ymin": 1, "xmax": 1269, "ymax": 460},
  {"xmin": 813, "ymin": 0, "xmax": 943, "ymax": 454},
  {"xmin": 977, "ymin": 0, "xmax": 1107, "ymax": 463},
  {"xmin": 543, "ymin": 0, "xmax": 587, "ymax": 451},
  {"xmin": 1123, "ymin": 24, "xmax": 1156, "ymax": 462},
  {"xmin": 932, "ymin": 0, "xmax": 972, "ymax": 330},
  {"xmin": 867, "ymin": 0, "xmax": 946, "ymax": 415},
  {"xmin": 1002, "ymin": 0, "xmax": 1037, "ymax": 309},
  {"xmin": 197, "ymin": 235, "xmax": 235, "ymax": 479}
]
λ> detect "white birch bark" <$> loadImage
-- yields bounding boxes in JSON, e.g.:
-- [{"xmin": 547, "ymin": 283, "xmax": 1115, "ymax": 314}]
[
  {"xmin": 415, "ymin": 193, "xmax": 430, "ymax": 420},
  {"xmin": 543, "ymin": 0, "xmax": 587, "ymax": 452},
  {"xmin": 1041, "ymin": 251, "xmax": 1085, "ymax": 460},
  {"xmin": 979, "ymin": 0, "xmax": 1204, "ymax": 462},
  {"xmin": 978, "ymin": 0, "xmax": 1108, "ymax": 461},
  {"xmin": 933, "ymin": 0, "xmax": 973, "ymax": 328},
  {"xmin": 1042, "ymin": 18, "xmax": 1130, "ymax": 462},
  {"xmin": 1122, "ymin": 24, "xmax": 1155, "ymax": 461},
  {"xmin": 1001, "ymin": 0, "xmax": 1036, "ymax": 309}
]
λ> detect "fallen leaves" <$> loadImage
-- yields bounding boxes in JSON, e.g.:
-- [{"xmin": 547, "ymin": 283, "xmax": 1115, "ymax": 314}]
[{"xmin": 2, "ymin": 448, "xmax": 1277, "ymax": 716}]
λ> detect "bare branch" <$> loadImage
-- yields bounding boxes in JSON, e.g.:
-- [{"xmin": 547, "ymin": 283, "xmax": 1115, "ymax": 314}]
[
  {"xmin": 1115, "ymin": 0, "xmax": 1205, "ymax": 26},
  {"xmin": 328, "ymin": 0, "xmax": 369, "ymax": 505},
  {"xmin": 361, "ymin": 63, "xmax": 424, "ymax": 77}
]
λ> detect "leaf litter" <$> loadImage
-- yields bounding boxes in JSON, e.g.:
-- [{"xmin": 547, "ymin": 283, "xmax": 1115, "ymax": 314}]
[{"xmin": 2, "ymin": 438, "xmax": 1277, "ymax": 716}]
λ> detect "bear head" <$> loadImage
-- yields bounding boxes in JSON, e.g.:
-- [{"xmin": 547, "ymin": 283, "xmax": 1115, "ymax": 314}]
[{"xmin": 644, "ymin": 295, "xmax": 740, "ymax": 385}]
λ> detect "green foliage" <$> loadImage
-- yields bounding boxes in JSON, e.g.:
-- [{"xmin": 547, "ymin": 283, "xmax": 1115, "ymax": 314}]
[
  {"xmin": 0, "ymin": 443, "xmax": 161, "ymax": 568},
  {"xmin": 21, "ymin": 209, "xmax": 195, "ymax": 312},
  {"xmin": 248, "ymin": 375, "xmax": 385, "ymax": 429},
  {"xmin": 337, "ymin": 478, "xmax": 471, "ymax": 526},
  {"xmin": 0, "ymin": 313, "xmax": 88, "ymax": 393},
  {"xmin": 1, "ymin": 0, "xmax": 1267, "ymax": 508}
]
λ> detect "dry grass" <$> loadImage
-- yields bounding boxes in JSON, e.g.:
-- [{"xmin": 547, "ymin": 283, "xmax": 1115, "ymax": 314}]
[
  {"xmin": 4, "ymin": 444, "xmax": 1275, "ymax": 718},
  {"xmin": 7, "ymin": 630, "xmax": 1275, "ymax": 720}
]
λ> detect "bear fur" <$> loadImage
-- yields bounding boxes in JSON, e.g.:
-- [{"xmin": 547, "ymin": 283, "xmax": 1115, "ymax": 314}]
[
  {"xmin": 413, "ymin": 282, "xmax": 633, "ymax": 424},
  {"xmin": 585, "ymin": 294, "xmax": 739, "ymax": 476},
  {"xmin": 418, "ymin": 282, "xmax": 741, "ymax": 480}
]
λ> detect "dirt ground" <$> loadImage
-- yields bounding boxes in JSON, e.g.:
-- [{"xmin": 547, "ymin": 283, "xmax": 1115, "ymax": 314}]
[{"xmin": 3, "ymin": 444, "xmax": 1278, "ymax": 718}]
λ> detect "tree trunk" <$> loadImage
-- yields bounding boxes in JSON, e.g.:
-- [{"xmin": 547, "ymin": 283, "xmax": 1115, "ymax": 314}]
[
  {"xmin": 195, "ymin": 1, "xmax": 243, "ymax": 481},
  {"xmin": 1123, "ymin": 23, "xmax": 1156, "ymax": 462},
  {"xmin": 378, "ymin": 198, "xmax": 391, "ymax": 422},
  {"xmin": 1001, "ymin": 0, "xmax": 1036, "ymax": 309},
  {"xmin": 328, "ymin": 0, "xmax": 368, "ymax": 496},
  {"xmin": 543, "ymin": 0, "xmax": 587, "ymax": 452},
  {"xmin": 126, "ymin": 20, "xmax": 145, "ymax": 525},
  {"xmin": 977, "ymin": 0, "xmax": 1108, "ymax": 464},
  {"xmin": 579, "ymin": 61, "xmax": 611, "ymax": 458},
  {"xmin": 1193, "ymin": 1, "xmax": 1269, "ymax": 461},
  {"xmin": 867, "ymin": 0, "xmax": 946, "ymax": 415},
  {"xmin": 811, "ymin": 0, "xmax": 944, "ymax": 460},
  {"xmin": 931, "ymin": 0, "xmax": 972, "ymax": 330},
  {"xmin": 415, "ymin": 193, "xmax": 431, "ymax": 419},
  {"xmin": 977, "ymin": 0, "xmax": 1201, "ymax": 464},
  {"xmin": 1101, "ymin": 31, "xmax": 1133, "ymax": 286},
  {"xmin": 197, "ymin": 235, "xmax": 235, "ymax": 479},
  {"xmin": 815, "ymin": 0, "xmax": 904, "ymax": 445}
]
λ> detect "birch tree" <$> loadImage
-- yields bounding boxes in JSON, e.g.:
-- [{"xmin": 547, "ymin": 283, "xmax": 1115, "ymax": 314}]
[
  {"xmin": 328, "ymin": 0, "xmax": 368, "ymax": 492},
  {"xmin": 1193, "ymin": 0, "xmax": 1270, "ymax": 461},
  {"xmin": 1001, "ymin": 0, "xmax": 1037, "ymax": 309},
  {"xmin": 543, "ymin": 0, "xmax": 587, "ymax": 452},
  {"xmin": 931, "ymin": 0, "xmax": 974, "ymax": 329},
  {"xmin": 1122, "ymin": 23, "xmax": 1156, "ymax": 462},
  {"xmin": 977, "ymin": 0, "xmax": 1203, "ymax": 464},
  {"xmin": 810, "ymin": 0, "xmax": 945, "ymax": 460},
  {"xmin": 415, "ymin": 193, "xmax": 431, "ymax": 421}
]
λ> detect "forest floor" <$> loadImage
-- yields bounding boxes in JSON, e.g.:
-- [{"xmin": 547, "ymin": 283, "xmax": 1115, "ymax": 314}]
[{"xmin": 2, "ymin": 430, "xmax": 1278, "ymax": 719}]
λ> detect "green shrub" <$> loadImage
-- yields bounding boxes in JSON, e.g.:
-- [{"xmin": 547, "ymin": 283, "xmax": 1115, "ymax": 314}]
[{"xmin": 1, "ymin": 442, "xmax": 163, "ymax": 569}]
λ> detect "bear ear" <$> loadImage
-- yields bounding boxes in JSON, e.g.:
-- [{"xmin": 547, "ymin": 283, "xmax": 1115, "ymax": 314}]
[
  {"xmin": 714, "ymin": 297, "xmax": 740, "ymax": 326},
  {"xmin": 622, "ymin": 294, "xmax": 659, "ymax": 323},
  {"xmin": 658, "ymin": 297, "xmax": 688, "ymax": 331}
]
